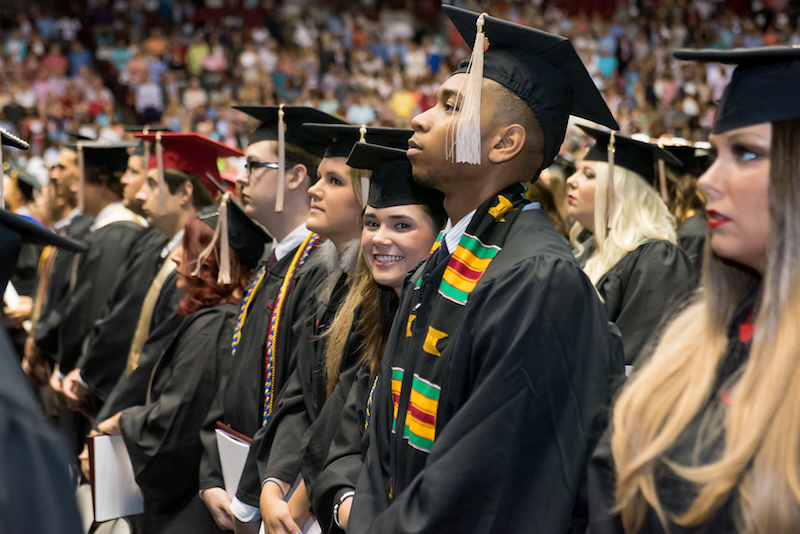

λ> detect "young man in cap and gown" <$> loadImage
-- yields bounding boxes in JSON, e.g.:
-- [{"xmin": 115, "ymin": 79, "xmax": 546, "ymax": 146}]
[
  {"xmin": 348, "ymin": 7, "xmax": 624, "ymax": 533},
  {"xmin": 198, "ymin": 106, "xmax": 343, "ymax": 531}
]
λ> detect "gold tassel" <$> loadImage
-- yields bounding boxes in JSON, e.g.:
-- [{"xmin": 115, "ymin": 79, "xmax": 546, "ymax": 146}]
[
  {"xmin": 275, "ymin": 104, "xmax": 286, "ymax": 213},
  {"xmin": 446, "ymin": 12, "xmax": 486, "ymax": 165},
  {"xmin": 607, "ymin": 131, "xmax": 616, "ymax": 227},
  {"xmin": 155, "ymin": 132, "xmax": 167, "ymax": 215},
  {"xmin": 77, "ymin": 141, "xmax": 85, "ymax": 212}
]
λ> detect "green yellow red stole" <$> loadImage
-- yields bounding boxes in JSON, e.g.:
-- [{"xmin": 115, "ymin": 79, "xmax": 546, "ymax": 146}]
[{"xmin": 390, "ymin": 182, "xmax": 529, "ymax": 455}]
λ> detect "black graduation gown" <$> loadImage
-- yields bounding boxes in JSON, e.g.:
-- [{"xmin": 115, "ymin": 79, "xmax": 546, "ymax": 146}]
[
  {"xmin": 32, "ymin": 213, "xmax": 94, "ymax": 357},
  {"xmin": 676, "ymin": 213, "xmax": 707, "ymax": 274},
  {"xmin": 348, "ymin": 208, "xmax": 625, "ymax": 534},
  {"xmin": 587, "ymin": 296, "xmax": 755, "ymax": 534},
  {"xmin": 56, "ymin": 214, "xmax": 145, "ymax": 374},
  {"xmin": 0, "ymin": 326, "xmax": 83, "ymax": 534},
  {"xmin": 119, "ymin": 303, "xmax": 238, "ymax": 534},
  {"xmin": 596, "ymin": 240, "xmax": 695, "ymax": 365},
  {"xmin": 234, "ymin": 271, "xmax": 352, "ymax": 507},
  {"xmin": 77, "ymin": 226, "xmax": 168, "ymax": 403},
  {"xmin": 309, "ymin": 363, "xmax": 373, "ymax": 534},
  {"xmin": 298, "ymin": 308, "xmax": 364, "ymax": 499},
  {"xmin": 198, "ymin": 245, "xmax": 328, "ymax": 495}
]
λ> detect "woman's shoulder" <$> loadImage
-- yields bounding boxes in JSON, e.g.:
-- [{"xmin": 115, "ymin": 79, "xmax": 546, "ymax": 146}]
[{"xmin": 183, "ymin": 302, "xmax": 239, "ymax": 332}]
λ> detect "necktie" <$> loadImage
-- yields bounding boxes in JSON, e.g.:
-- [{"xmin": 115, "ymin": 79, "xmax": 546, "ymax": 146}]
[{"xmin": 266, "ymin": 250, "xmax": 278, "ymax": 271}]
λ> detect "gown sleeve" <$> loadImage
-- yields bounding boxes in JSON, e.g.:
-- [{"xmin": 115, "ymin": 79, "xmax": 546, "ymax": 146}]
[
  {"xmin": 598, "ymin": 241, "xmax": 695, "ymax": 365},
  {"xmin": 119, "ymin": 308, "xmax": 235, "ymax": 512},
  {"xmin": 349, "ymin": 257, "xmax": 625, "ymax": 534}
]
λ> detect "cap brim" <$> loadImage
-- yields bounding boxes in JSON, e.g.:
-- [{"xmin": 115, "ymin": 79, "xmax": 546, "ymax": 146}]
[
  {"xmin": 674, "ymin": 46, "xmax": 800, "ymax": 64},
  {"xmin": 0, "ymin": 130, "xmax": 30, "ymax": 150},
  {"xmin": 0, "ymin": 210, "xmax": 86, "ymax": 252}
]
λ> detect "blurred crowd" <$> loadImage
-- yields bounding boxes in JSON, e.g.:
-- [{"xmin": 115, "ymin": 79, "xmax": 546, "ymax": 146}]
[{"xmin": 2, "ymin": 0, "xmax": 800, "ymax": 187}]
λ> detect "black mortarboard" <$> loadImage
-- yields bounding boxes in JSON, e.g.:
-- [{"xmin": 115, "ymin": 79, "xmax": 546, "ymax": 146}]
[
  {"xmin": 63, "ymin": 130, "xmax": 95, "ymax": 141},
  {"xmin": 551, "ymin": 154, "xmax": 577, "ymax": 178},
  {"xmin": 347, "ymin": 143, "xmax": 446, "ymax": 220},
  {"xmin": 63, "ymin": 141, "xmax": 138, "ymax": 211},
  {"xmin": 0, "ymin": 209, "xmax": 86, "ymax": 292},
  {"xmin": 579, "ymin": 126, "xmax": 682, "ymax": 186},
  {"xmin": 302, "ymin": 124, "xmax": 413, "ymax": 159},
  {"xmin": 1, "ymin": 129, "xmax": 31, "ymax": 150},
  {"xmin": 4, "ymin": 159, "xmax": 40, "ymax": 195},
  {"xmin": 234, "ymin": 105, "xmax": 347, "ymax": 212},
  {"xmin": 674, "ymin": 46, "xmax": 800, "ymax": 134},
  {"xmin": 662, "ymin": 142, "xmax": 712, "ymax": 179},
  {"xmin": 234, "ymin": 105, "xmax": 347, "ymax": 157},
  {"xmin": 196, "ymin": 193, "xmax": 271, "ymax": 277},
  {"xmin": 443, "ymin": 5, "xmax": 618, "ymax": 172}
]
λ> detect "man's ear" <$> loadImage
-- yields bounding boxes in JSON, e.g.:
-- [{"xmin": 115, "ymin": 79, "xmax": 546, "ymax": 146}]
[
  {"xmin": 285, "ymin": 164, "xmax": 309, "ymax": 191},
  {"xmin": 176, "ymin": 180, "xmax": 194, "ymax": 207},
  {"xmin": 487, "ymin": 124, "xmax": 526, "ymax": 164}
]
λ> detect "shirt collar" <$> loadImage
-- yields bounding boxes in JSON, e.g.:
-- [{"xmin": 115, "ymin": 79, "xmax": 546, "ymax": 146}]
[
  {"xmin": 273, "ymin": 223, "xmax": 309, "ymax": 262},
  {"xmin": 90, "ymin": 201, "xmax": 123, "ymax": 232},
  {"xmin": 160, "ymin": 229, "xmax": 184, "ymax": 259},
  {"xmin": 442, "ymin": 209, "xmax": 477, "ymax": 254},
  {"xmin": 54, "ymin": 207, "xmax": 81, "ymax": 232}
]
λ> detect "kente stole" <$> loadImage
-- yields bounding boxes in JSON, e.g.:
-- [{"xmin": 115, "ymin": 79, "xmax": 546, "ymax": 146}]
[{"xmin": 390, "ymin": 183, "xmax": 528, "ymax": 455}]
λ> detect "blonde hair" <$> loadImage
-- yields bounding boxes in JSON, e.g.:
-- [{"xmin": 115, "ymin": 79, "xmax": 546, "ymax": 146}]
[
  {"xmin": 570, "ymin": 163, "xmax": 678, "ymax": 285},
  {"xmin": 611, "ymin": 118, "xmax": 800, "ymax": 533}
]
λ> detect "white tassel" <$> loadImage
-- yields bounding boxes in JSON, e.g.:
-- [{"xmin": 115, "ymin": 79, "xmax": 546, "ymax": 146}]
[
  {"xmin": 446, "ymin": 13, "xmax": 486, "ymax": 165},
  {"xmin": 156, "ymin": 132, "xmax": 166, "ymax": 215},
  {"xmin": 0, "ymin": 141, "xmax": 4, "ymax": 210},
  {"xmin": 658, "ymin": 158, "xmax": 668, "ymax": 203},
  {"xmin": 607, "ymin": 131, "xmax": 616, "ymax": 228},
  {"xmin": 143, "ymin": 140, "xmax": 151, "ymax": 182},
  {"xmin": 217, "ymin": 197, "xmax": 231, "ymax": 284},
  {"xmin": 77, "ymin": 142, "xmax": 85, "ymax": 213},
  {"xmin": 275, "ymin": 104, "xmax": 286, "ymax": 213},
  {"xmin": 358, "ymin": 124, "xmax": 369, "ymax": 207},
  {"xmin": 192, "ymin": 193, "xmax": 228, "ymax": 279}
]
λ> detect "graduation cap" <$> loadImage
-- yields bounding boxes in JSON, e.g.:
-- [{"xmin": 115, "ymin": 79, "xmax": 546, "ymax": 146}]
[
  {"xmin": 63, "ymin": 130, "xmax": 95, "ymax": 142},
  {"xmin": 347, "ymin": 142, "xmax": 445, "ymax": 222},
  {"xmin": 442, "ymin": 5, "xmax": 619, "ymax": 171},
  {"xmin": 674, "ymin": 46, "xmax": 800, "ymax": 134},
  {"xmin": 304, "ymin": 124, "xmax": 414, "ymax": 207},
  {"xmin": 579, "ymin": 125, "xmax": 682, "ymax": 224},
  {"xmin": 194, "ymin": 192, "xmax": 271, "ymax": 282},
  {"xmin": 123, "ymin": 125, "xmax": 172, "ymax": 157},
  {"xmin": 3, "ymin": 159, "xmax": 40, "ymax": 209},
  {"xmin": 657, "ymin": 137, "xmax": 712, "ymax": 179},
  {"xmin": 0, "ymin": 209, "xmax": 86, "ymax": 293},
  {"xmin": 0, "ymin": 130, "xmax": 30, "ymax": 211},
  {"xmin": 133, "ymin": 132, "xmax": 243, "ymax": 215},
  {"xmin": 64, "ymin": 141, "xmax": 138, "ymax": 212},
  {"xmin": 234, "ymin": 105, "xmax": 347, "ymax": 212}
]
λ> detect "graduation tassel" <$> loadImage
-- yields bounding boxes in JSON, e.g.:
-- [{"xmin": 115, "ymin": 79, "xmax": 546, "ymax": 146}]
[
  {"xmin": 0, "ymin": 140, "xmax": 4, "ymax": 210},
  {"xmin": 446, "ymin": 12, "xmax": 486, "ymax": 165},
  {"xmin": 275, "ymin": 104, "xmax": 286, "ymax": 213},
  {"xmin": 359, "ymin": 124, "xmax": 370, "ymax": 208},
  {"xmin": 657, "ymin": 157, "xmax": 668, "ymax": 203},
  {"xmin": 606, "ymin": 131, "xmax": 616, "ymax": 228},
  {"xmin": 155, "ymin": 132, "xmax": 167, "ymax": 215},
  {"xmin": 77, "ymin": 141, "xmax": 85, "ymax": 213},
  {"xmin": 217, "ymin": 195, "xmax": 231, "ymax": 284},
  {"xmin": 192, "ymin": 192, "xmax": 228, "ymax": 282}
]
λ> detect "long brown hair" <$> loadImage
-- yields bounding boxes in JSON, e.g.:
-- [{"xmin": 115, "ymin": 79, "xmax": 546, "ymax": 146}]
[
  {"xmin": 177, "ymin": 215, "xmax": 251, "ymax": 316},
  {"xmin": 665, "ymin": 166, "xmax": 707, "ymax": 227},
  {"xmin": 611, "ymin": 118, "xmax": 800, "ymax": 532}
]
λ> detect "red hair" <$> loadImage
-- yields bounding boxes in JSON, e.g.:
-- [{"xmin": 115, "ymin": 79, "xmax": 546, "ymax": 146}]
[{"xmin": 177, "ymin": 215, "xmax": 251, "ymax": 317}]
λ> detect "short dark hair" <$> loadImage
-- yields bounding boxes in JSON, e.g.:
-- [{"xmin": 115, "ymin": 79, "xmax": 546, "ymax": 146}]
[
  {"xmin": 487, "ymin": 82, "xmax": 545, "ymax": 171},
  {"xmin": 163, "ymin": 168, "xmax": 214, "ymax": 210},
  {"xmin": 85, "ymin": 165, "xmax": 125, "ymax": 198},
  {"xmin": 286, "ymin": 146, "xmax": 321, "ymax": 182}
]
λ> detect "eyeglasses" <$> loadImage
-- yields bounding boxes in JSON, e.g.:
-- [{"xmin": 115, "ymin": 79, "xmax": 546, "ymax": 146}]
[{"xmin": 246, "ymin": 160, "xmax": 280, "ymax": 177}]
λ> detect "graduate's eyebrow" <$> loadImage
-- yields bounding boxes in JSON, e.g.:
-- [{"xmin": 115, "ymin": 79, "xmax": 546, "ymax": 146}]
[{"xmin": 437, "ymin": 87, "xmax": 460, "ymax": 104}]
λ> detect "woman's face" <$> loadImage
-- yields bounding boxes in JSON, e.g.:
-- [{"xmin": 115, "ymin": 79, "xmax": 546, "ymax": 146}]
[
  {"xmin": 700, "ymin": 123, "xmax": 771, "ymax": 274},
  {"xmin": 361, "ymin": 205, "xmax": 439, "ymax": 294},
  {"xmin": 307, "ymin": 157, "xmax": 363, "ymax": 248},
  {"xmin": 171, "ymin": 245, "xmax": 188, "ymax": 293},
  {"xmin": 566, "ymin": 161, "xmax": 598, "ymax": 231}
]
